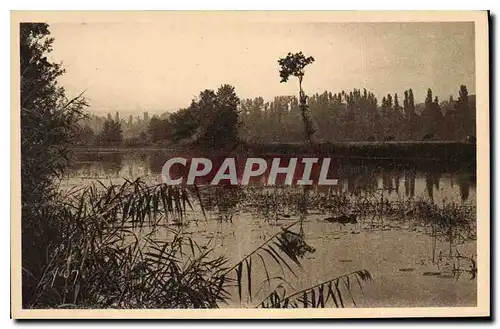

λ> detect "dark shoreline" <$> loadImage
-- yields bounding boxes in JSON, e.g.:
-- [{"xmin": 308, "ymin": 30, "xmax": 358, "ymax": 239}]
[{"xmin": 71, "ymin": 141, "xmax": 476, "ymax": 162}]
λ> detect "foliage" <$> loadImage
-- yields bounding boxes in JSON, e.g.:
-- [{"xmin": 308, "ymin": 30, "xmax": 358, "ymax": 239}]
[
  {"xmin": 147, "ymin": 115, "xmax": 171, "ymax": 144},
  {"xmin": 168, "ymin": 105, "xmax": 201, "ymax": 143},
  {"xmin": 240, "ymin": 86, "xmax": 476, "ymax": 143},
  {"xmin": 77, "ymin": 85, "xmax": 476, "ymax": 146},
  {"xmin": 259, "ymin": 270, "xmax": 372, "ymax": 308},
  {"xmin": 76, "ymin": 125, "xmax": 96, "ymax": 145},
  {"xmin": 157, "ymin": 84, "xmax": 241, "ymax": 147},
  {"xmin": 25, "ymin": 179, "xmax": 232, "ymax": 308},
  {"xmin": 24, "ymin": 179, "xmax": 373, "ymax": 309},
  {"xmin": 20, "ymin": 23, "xmax": 88, "ymax": 307},
  {"xmin": 99, "ymin": 114, "xmax": 123, "ymax": 145},
  {"xmin": 278, "ymin": 52, "xmax": 316, "ymax": 144},
  {"xmin": 277, "ymin": 52, "xmax": 315, "ymax": 84},
  {"xmin": 194, "ymin": 85, "xmax": 241, "ymax": 147},
  {"xmin": 21, "ymin": 24, "xmax": 476, "ymax": 310},
  {"xmin": 20, "ymin": 23, "xmax": 87, "ymax": 201}
]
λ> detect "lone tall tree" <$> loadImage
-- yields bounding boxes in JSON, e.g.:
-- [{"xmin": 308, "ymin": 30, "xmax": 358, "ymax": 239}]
[{"xmin": 278, "ymin": 52, "xmax": 316, "ymax": 144}]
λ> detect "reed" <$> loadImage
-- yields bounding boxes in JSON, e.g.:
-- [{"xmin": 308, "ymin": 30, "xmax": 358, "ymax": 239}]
[
  {"xmin": 241, "ymin": 186, "xmax": 476, "ymax": 241},
  {"xmin": 24, "ymin": 178, "xmax": 231, "ymax": 308},
  {"xmin": 24, "ymin": 178, "xmax": 375, "ymax": 309}
]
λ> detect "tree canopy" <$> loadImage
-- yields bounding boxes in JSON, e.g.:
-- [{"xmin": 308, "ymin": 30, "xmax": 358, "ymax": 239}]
[{"xmin": 20, "ymin": 23, "xmax": 87, "ymax": 307}]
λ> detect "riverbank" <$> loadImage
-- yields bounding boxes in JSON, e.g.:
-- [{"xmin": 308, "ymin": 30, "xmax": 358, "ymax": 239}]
[{"xmin": 72, "ymin": 141, "xmax": 476, "ymax": 162}]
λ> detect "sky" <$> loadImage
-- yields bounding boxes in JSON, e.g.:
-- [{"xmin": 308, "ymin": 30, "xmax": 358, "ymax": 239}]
[{"xmin": 48, "ymin": 20, "xmax": 475, "ymax": 114}]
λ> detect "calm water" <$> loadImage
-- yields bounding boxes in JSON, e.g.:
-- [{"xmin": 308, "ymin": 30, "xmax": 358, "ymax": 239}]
[
  {"xmin": 61, "ymin": 149, "xmax": 477, "ymax": 308},
  {"xmin": 65, "ymin": 149, "xmax": 476, "ymax": 204}
]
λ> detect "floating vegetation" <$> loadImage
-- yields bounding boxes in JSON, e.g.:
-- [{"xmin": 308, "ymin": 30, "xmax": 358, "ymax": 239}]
[
  {"xmin": 422, "ymin": 272, "xmax": 442, "ymax": 276},
  {"xmin": 398, "ymin": 268, "xmax": 415, "ymax": 272},
  {"xmin": 26, "ymin": 178, "xmax": 379, "ymax": 309},
  {"xmin": 25, "ymin": 164, "xmax": 477, "ymax": 309},
  {"xmin": 277, "ymin": 228, "xmax": 316, "ymax": 261}
]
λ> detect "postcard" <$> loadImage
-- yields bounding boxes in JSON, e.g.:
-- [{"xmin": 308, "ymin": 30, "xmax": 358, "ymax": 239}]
[{"xmin": 11, "ymin": 10, "xmax": 490, "ymax": 319}]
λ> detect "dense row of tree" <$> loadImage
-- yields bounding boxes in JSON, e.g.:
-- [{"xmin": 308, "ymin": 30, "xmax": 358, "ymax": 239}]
[
  {"xmin": 80, "ymin": 85, "xmax": 241, "ymax": 147},
  {"xmin": 76, "ymin": 51, "xmax": 475, "ymax": 147},
  {"xmin": 78, "ymin": 111, "xmax": 155, "ymax": 146},
  {"xmin": 79, "ymin": 83, "xmax": 475, "ymax": 147},
  {"xmin": 240, "ymin": 86, "xmax": 475, "ymax": 143}
]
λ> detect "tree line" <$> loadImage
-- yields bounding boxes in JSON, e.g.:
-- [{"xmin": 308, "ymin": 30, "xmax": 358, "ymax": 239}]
[
  {"xmin": 240, "ymin": 85, "xmax": 475, "ymax": 143},
  {"xmin": 80, "ymin": 84, "xmax": 475, "ymax": 147},
  {"xmin": 20, "ymin": 24, "xmax": 475, "ymax": 309}
]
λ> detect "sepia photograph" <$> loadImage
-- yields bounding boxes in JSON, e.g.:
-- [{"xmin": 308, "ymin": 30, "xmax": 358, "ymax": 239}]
[{"xmin": 10, "ymin": 11, "xmax": 490, "ymax": 319}]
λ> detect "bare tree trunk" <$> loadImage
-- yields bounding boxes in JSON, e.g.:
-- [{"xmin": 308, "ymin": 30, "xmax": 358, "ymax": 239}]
[{"xmin": 298, "ymin": 76, "xmax": 315, "ymax": 144}]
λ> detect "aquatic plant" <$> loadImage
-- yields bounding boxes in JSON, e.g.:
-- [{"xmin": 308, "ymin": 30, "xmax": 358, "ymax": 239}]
[
  {"xmin": 23, "ymin": 179, "xmax": 227, "ymax": 308},
  {"xmin": 24, "ymin": 178, "xmax": 373, "ymax": 309},
  {"xmin": 259, "ymin": 269, "xmax": 372, "ymax": 308}
]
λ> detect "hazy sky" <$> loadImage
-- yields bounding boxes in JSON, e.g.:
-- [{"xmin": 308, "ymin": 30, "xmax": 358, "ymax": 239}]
[{"xmin": 49, "ymin": 21, "xmax": 475, "ymax": 113}]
